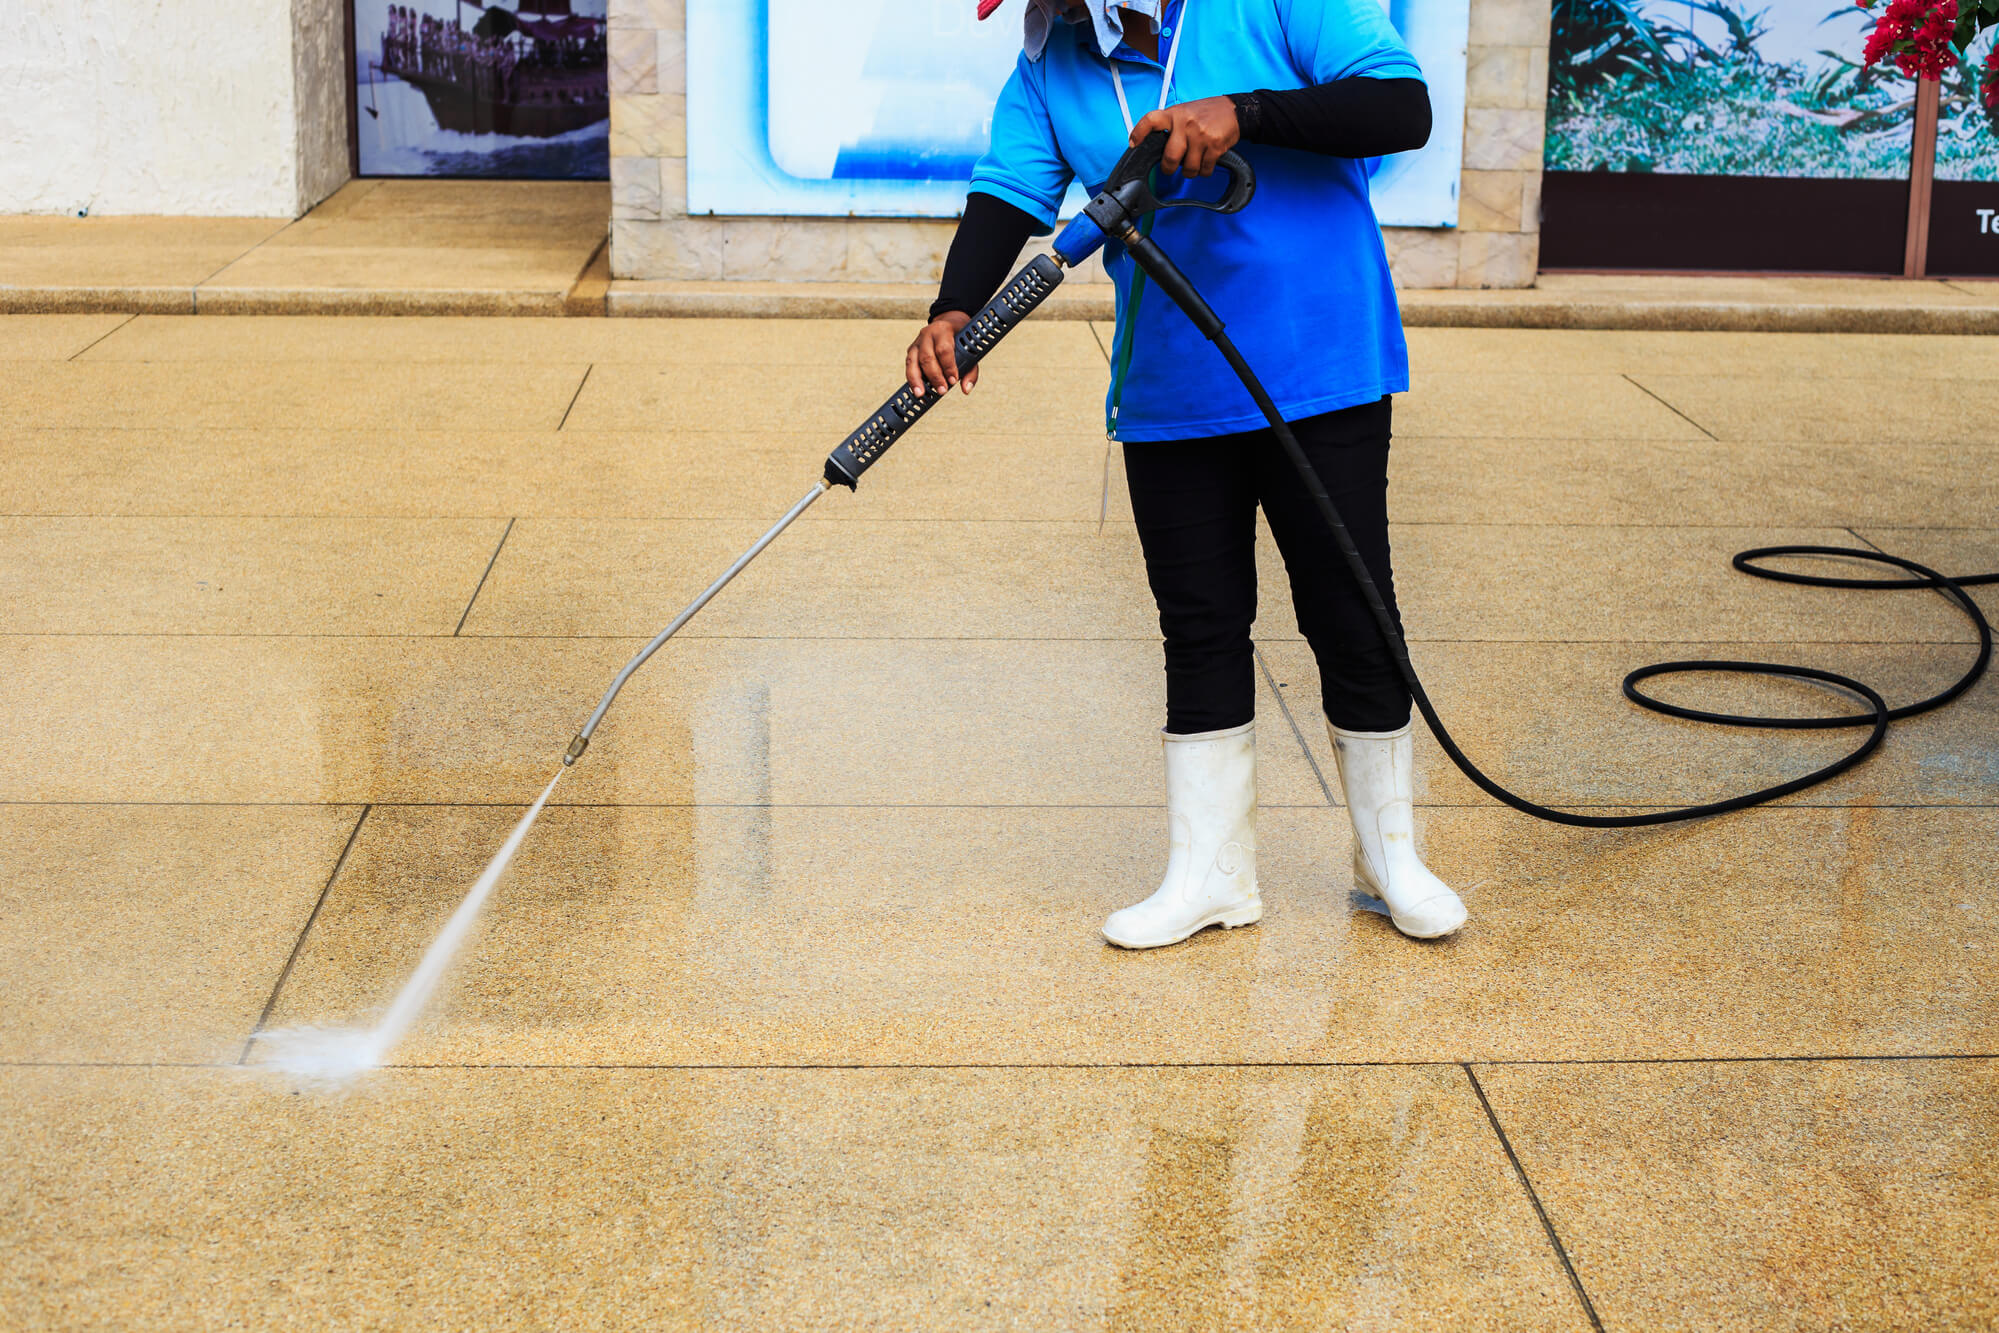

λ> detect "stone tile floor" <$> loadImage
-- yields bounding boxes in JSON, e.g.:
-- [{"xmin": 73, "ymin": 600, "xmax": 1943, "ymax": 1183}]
[
  {"xmin": 0, "ymin": 181, "xmax": 609, "ymax": 316},
  {"xmin": 0, "ymin": 314, "xmax": 1993, "ymax": 1330}
]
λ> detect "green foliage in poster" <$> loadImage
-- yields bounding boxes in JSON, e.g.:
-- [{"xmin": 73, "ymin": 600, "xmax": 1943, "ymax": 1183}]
[{"xmin": 1545, "ymin": 0, "xmax": 1996, "ymax": 179}]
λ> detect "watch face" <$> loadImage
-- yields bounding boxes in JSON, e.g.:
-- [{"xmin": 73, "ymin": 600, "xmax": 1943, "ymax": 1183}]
[{"xmin": 765, "ymin": 0, "xmax": 1022, "ymax": 181}]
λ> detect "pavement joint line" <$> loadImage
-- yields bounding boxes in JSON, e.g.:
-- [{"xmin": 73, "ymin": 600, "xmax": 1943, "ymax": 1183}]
[
  {"xmin": 11, "ymin": 1053, "xmax": 1999, "ymax": 1073},
  {"xmin": 237, "ymin": 804, "xmax": 371, "ymax": 1065},
  {"xmin": 1083, "ymin": 313, "xmax": 1113, "ymax": 531},
  {"xmin": 27, "ymin": 1054, "xmax": 1996, "ymax": 1074},
  {"xmin": 0, "ymin": 800, "xmax": 1992, "ymax": 812},
  {"xmin": 1476, "ymin": 1052, "xmax": 1999, "ymax": 1067},
  {"xmin": 556, "ymin": 363, "xmax": 593, "ymax": 430},
  {"xmin": 1098, "ymin": 439, "xmax": 1114, "ymax": 534},
  {"xmin": 65, "ymin": 313, "xmax": 136, "ymax": 361},
  {"xmin": 15, "ymin": 357, "xmax": 600, "ymax": 369},
  {"xmin": 1, "ymin": 514, "xmax": 1985, "ymax": 534},
  {"xmin": 1255, "ymin": 643, "xmax": 1340, "ymax": 809},
  {"xmin": 1619, "ymin": 373, "xmax": 1721, "ymax": 441},
  {"xmin": 568, "ymin": 235, "xmax": 609, "ymax": 290},
  {"xmin": 1464, "ymin": 1063, "xmax": 1606, "ymax": 1332},
  {"xmin": 1845, "ymin": 527, "xmax": 1891, "ymax": 556},
  {"xmin": 1087, "ymin": 321, "xmax": 1112, "ymax": 363},
  {"xmin": 364, "ymin": 1053, "xmax": 1999, "ymax": 1068},
  {"xmin": 18, "ymin": 422, "xmax": 1999, "ymax": 447},
  {"xmin": 0, "ymin": 515, "xmax": 1143, "ymax": 523},
  {"xmin": 3, "ymin": 1060, "xmax": 232, "ymax": 1069},
  {"xmin": 188, "ymin": 219, "xmax": 300, "ymax": 311},
  {"xmin": 0, "ymin": 633, "xmax": 1980, "ymax": 647},
  {"xmin": 454, "ymin": 516, "xmax": 516, "ymax": 636},
  {"xmin": 1813, "ymin": 524, "xmax": 1999, "ymax": 532},
  {"xmin": 5, "ymin": 421, "xmax": 1991, "ymax": 441},
  {"xmin": 1, "ymin": 515, "xmax": 1995, "ymax": 531},
  {"xmin": 13, "ymin": 424, "xmax": 1999, "ymax": 440}
]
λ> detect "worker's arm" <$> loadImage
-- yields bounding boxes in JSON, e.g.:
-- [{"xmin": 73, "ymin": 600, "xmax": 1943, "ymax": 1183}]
[
  {"xmin": 930, "ymin": 192, "xmax": 1039, "ymax": 326},
  {"xmin": 910, "ymin": 52, "xmax": 1069, "ymax": 398},
  {"xmin": 1230, "ymin": 78, "xmax": 1432, "ymax": 157},
  {"xmin": 1129, "ymin": 77, "xmax": 1432, "ymax": 177},
  {"xmin": 910, "ymin": 192, "xmax": 1040, "ymax": 397}
]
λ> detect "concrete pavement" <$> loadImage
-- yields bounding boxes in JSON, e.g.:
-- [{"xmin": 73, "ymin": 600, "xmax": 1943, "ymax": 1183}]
[{"xmin": 0, "ymin": 313, "xmax": 1994, "ymax": 1329}]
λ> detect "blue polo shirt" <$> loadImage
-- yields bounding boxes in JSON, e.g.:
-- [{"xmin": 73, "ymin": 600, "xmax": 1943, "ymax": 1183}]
[{"xmin": 968, "ymin": 0, "xmax": 1419, "ymax": 441}]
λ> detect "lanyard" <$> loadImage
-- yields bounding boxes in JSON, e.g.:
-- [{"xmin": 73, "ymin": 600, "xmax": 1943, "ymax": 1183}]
[
  {"xmin": 1105, "ymin": 2, "xmax": 1191, "ymax": 441},
  {"xmin": 1109, "ymin": 1, "xmax": 1191, "ymax": 133}
]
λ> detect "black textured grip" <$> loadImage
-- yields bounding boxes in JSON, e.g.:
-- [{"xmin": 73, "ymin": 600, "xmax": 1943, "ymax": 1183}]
[{"xmin": 824, "ymin": 254, "xmax": 1066, "ymax": 489}]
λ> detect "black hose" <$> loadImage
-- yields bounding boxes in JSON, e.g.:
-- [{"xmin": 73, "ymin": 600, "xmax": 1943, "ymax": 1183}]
[{"xmin": 1123, "ymin": 231, "xmax": 1994, "ymax": 828}]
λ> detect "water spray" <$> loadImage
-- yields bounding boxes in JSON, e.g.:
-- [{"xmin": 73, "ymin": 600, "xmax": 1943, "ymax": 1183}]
[
  {"xmin": 259, "ymin": 767, "xmax": 567, "ymax": 1080},
  {"xmin": 266, "ymin": 131, "xmax": 1991, "ymax": 1077}
]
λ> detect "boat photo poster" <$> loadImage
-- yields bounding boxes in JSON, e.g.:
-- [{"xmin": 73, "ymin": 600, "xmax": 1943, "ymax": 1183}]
[
  {"xmin": 686, "ymin": 0, "xmax": 1469, "ymax": 227},
  {"xmin": 349, "ymin": 0, "xmax": 609, "ymax": 179}
]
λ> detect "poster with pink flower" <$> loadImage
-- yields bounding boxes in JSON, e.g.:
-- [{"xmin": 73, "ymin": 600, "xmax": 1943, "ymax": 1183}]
[
  {"xmin": 1539, "ymin": 0, "xmax": 1997, "ymax": 273},
  {"xmin": 1545, "ymin": 0, "xmax": 1918, "ymax": 179}
]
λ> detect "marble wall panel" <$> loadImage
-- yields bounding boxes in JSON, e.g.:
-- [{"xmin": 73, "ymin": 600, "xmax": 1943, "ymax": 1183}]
[
  {"xmin": 611, "ymin": 156, "xmax": 661, "ymax": 221},
  {"xmin": 608, "ymin": 27, "xmax": 657, "ymax": 95}
]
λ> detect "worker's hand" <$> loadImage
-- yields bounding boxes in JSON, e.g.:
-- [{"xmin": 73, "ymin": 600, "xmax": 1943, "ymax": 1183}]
[
  {"xmin": 907, "ymin": 310, "xmax": 978, "ymax": 398},
  {"xmin": 1130, "ymin": 97, "xmax": 1241, "ymax": 177}
]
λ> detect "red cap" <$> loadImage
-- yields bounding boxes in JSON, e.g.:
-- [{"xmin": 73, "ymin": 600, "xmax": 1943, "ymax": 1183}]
[{"xmin": 977, "ymin": 0, "xmax": 1007, "ymax": 18}]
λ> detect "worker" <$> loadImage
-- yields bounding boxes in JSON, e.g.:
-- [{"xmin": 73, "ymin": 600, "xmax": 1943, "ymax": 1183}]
[{"xmin": 907, "ymin": 0, "xmax": 1467, "ymax": 948}]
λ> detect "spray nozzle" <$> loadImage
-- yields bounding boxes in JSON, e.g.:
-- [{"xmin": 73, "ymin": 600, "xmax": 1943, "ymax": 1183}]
[{"xmin": 562, "ymin": 734, "xmax": 588, "ymax": 766}]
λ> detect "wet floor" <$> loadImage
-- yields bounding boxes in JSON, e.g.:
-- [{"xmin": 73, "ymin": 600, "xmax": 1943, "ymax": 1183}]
[{"xmin": 1, "ymin": 313, "xmax": 1994, "ymax": 1329}]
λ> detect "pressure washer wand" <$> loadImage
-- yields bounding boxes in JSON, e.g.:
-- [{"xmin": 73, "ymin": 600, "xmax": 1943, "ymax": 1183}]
[
  {"xmin": 563, "ymin": 479, "xmax": 829, "ymax": 764},
  {"xmin": 560, "ymin": 250, "xmax": 1074, "ymax": 767}
]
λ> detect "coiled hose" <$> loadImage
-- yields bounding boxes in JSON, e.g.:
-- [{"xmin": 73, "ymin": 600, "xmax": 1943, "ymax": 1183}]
[{"xmin": 1122, "ymin": 226, "xmax": 1995, "ymax": 828}]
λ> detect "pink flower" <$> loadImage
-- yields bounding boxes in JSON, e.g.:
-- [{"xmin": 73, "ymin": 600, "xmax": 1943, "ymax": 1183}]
[{"xmin": 1860, "ymin": 0, "xmax": 1961, "ymax": 78}]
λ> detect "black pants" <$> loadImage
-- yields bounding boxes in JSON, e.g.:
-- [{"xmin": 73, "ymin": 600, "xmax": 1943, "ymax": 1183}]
[{"xmin": 1124, "ymin": 396, "xmax": 1411, "ymax": 736}]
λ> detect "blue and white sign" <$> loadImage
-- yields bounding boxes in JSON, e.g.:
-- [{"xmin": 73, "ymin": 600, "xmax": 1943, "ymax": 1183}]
[{"xmin": 688, "ymin": 0, "xmax": 1468, "ymax": 227}]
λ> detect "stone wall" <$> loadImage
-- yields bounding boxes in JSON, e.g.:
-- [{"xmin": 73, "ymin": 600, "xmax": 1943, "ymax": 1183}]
[
  {"xmin": 1389, "ymin": 0, "xmax": 1552, "ymax": 287},
  {"xmin": 292, "ymin": 0, "xmax": 354, "ymax": 217},
  {"xmin": 609, "ymin": 0, "xmax": 1551, "ymax": 290}
]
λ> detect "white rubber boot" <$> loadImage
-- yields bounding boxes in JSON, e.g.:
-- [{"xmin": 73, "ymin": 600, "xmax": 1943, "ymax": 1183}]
[
  {"xmin": 1329, "ymin": 722, "xmax": 1467, "ymax": 939},
  {"xmin": 1103, "ymin": 722, "xmax": 1261, "ymax": 949}
]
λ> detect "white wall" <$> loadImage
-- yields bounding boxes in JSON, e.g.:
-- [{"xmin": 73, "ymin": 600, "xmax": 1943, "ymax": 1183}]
[{"xmin": 2, "ymin": 0, "xmax": 350, "ymax": 217}]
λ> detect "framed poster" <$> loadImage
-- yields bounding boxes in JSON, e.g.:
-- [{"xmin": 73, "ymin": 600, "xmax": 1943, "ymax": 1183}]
[
  {"xmin": 349, "ymin": 0, "xmax": 609, "ymax": 178},
  {"xmin": 1540, "ymin": 0, "xmax": 1919, "ymax": 271},
  {"xmin": 687, "ymin": 0, "xmax": 1470, "ymax": 228}
]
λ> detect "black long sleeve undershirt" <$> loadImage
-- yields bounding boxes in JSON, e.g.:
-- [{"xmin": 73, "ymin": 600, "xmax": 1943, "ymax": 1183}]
[
  {"xmin": 931, "ymin": 193, "xmax": 1042, "ymax": 323},
  {"xmin": 931, "ymin": 76, "xmax": 1432, "ymax": 322},
  {"xmin": 1229, "ymin": 77, "xmax": 1431, "ymax": 159}
]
